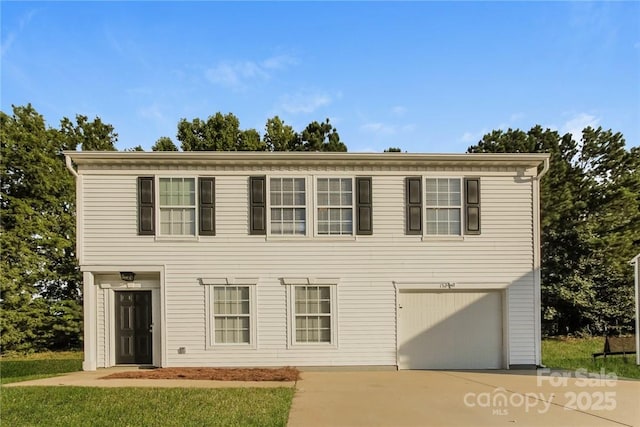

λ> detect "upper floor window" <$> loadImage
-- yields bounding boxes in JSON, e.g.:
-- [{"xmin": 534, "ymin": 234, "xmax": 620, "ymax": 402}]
[
  {"xmin": 270, "ymin": 178, "xmax": 306, "ymax": 235},
  {"xmin": 425, "ymin": 178, "xmax": 461, "ymax": 236},
  {"xmin": 317, "ymin": 178, "xmax": 353, "ymax": 235},
  {"xmin": 159, "ymin": 178, "xmax": 196, "ymax": 236},
  {"xmin": 138, "ymin": 176, "xmax": 215, "ymax": 237}
]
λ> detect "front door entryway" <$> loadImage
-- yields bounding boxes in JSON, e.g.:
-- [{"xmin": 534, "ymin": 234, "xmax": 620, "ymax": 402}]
[{"xmin": 115, "ymin": 291, "xmax": 152, "ymax": 364}]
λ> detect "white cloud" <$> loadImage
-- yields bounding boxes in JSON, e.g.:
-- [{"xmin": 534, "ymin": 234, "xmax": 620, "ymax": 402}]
[
  {"xmin": 360, "ymin": 122, "xmax": 396, "ymax": 134},
  {"xmin": 138, "ymin": 104, "xmax": 162, "ymax": 120},
  {"xmin": 205, "ymin": 54, "xmax": 297, "ymax": 90},
  {"xmin": 205, "ymin": 61, "xmax": 267, "ymax": 89},
  {"xmin": 509, "ymin": 112, "xmax": 525, "ymax": 122},
  {"xmin": 2, "ymin": 8, "xmax": 38, "ymax": 57},
  {"xmin": 279, "ymin": 91, "xmax": 332, "ymax": 114},
  {"xmin": 459, "ymin": 112, "xmax": 524, "ymax": 143},
  {"xmin": 261, "ymin": 54, "xmax": 297, "ymax": 70},
  {"xmin": 360, "ymin": 121, "xmax": 417, "ymax": 136},
  {"xmin": 460, "ymin": 132, "xmax": 475, "ymax": 143},
  {"xmin": 560, "ymin": 113, "xmax": 600, "ymax": 139},
  {"xmin": 460, "ymin": 130, "xmax": 488, "ymax": 144},
  {"xmin": 391, "ymin": 106, "xmax": 407, "ymax": 116},
  {"xmin": 1, "ymin": 33, "xmax": 16, "ymax": 56}
]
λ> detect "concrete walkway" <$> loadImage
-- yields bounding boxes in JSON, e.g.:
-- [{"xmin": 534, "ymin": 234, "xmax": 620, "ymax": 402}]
[
  {"xmin": 6, "ymin": 368, "xmax": 639, "ymax": 426},
  {"xmin": 3, "ymin": 367, "xmax": 295, "ymax": 389},
  {"xmin": 288, "ymin": 370, "xmax": 640, "ymax": 427}
]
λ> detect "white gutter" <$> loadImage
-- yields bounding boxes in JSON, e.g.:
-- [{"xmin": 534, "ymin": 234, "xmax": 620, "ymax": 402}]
[
  {"xmin": 65, "ymin": 154, "xmax": 79, "ymax": 178},
  {"xmin": 536, "ymin": 156, "xmax": 550, "ymax": 180}
]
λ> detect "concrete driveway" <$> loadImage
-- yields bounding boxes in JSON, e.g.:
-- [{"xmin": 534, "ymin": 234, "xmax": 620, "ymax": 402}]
[{"xmin": 287, "ymin": 370, "xmax": 640, "ymax": 427}]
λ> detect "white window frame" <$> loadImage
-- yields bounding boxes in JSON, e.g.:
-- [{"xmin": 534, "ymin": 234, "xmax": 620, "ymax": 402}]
[
  {"xmin": 157, "ymin": 176, "xmax": 198, "ymax": 237},
  {"xmin": 283, "ymin": 279, "xmax": 338, "ymax": 348},
  {"xmin": 267, "ymin": 177, "xmax": 308, "ymax": 237},
  {"xmin": 202, "ymin": 278, "xmax": 257, "ymax": 350},
  {"xmin": 424, "ymin": 177, "xmax": 462, "ymax": 237},
  {"xmin": 314, "ymin": 177, "xmax": 355, "ymax": 237}
]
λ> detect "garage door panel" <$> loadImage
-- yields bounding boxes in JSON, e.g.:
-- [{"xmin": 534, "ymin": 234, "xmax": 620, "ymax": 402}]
[{"xmin": 398, "ymin": 291, "xmax": 502, "ymax": 369}]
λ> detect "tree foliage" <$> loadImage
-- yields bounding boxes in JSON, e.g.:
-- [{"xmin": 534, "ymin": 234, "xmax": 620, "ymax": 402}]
[
  {"xmin": 468, "ymin": 126, "xmax": 639, "ymax": 335},
  {"xmin": 59, "ymin": 115, "xmax": 118, "ymax": 151},
  {"xmin": 264, "ymin": 116, "xmax": 300, "ymax": 151},
  {"xmin": 1, "ymin": 104, "xmax": 116, "ymax": 352},
  {"xmin": 152, "ymin": 136, "xmax": 179, "ymax": 151},
  {"xmin": 177, "ymin": 112, "xmax": 265, "ymax": 151},
  {"xmin": 176, "ymin": 114, "xmax": 346, "ymax": 152}
]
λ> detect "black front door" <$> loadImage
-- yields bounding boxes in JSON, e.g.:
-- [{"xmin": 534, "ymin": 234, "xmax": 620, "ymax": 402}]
[{"xmin": 115, "ymin": 291, "xmax": 152, "ymax": 364}]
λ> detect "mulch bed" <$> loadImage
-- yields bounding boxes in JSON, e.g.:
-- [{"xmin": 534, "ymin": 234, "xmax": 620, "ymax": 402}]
[{"xmin": 101, "ymin": 367, "xmax": 300, "ymax": 382}]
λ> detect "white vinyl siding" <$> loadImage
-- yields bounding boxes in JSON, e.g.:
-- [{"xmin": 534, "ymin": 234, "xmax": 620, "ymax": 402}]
[
  {"xmin": 159, "ymin": 177, "xmax": 195, "ymax": 236},
  {"xmin": 270, "ymin": 178, "xmax": 306, "ymax": 235},
  {"xmin": 425, "ymin": 178, "xmax": 461, "ymax": 235},
  {"xmin": 317, "ymin": 178, "xmax": 353, "ymax": 235},
  {"xmin": 80, "ymin": 166, "xmax": 537, "ymax": 368}
]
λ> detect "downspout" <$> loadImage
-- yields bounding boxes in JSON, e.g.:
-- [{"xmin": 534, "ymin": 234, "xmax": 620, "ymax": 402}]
[
  {"xmin": 536, "ymin": 157, "xmax": 550, "ymax": 180},
  {"xmin": 65, "ymin": 154, "xmax": 79, "ymax": 178},
  {"xmin": 532, "ymin": 156, "xmax": 550, "ymax": 367}
]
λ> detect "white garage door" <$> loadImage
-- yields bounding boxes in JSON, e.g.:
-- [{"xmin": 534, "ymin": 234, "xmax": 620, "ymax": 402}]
[{"xmin": 398, "ymin": 290, "xmax": 503, "ymax": 369}]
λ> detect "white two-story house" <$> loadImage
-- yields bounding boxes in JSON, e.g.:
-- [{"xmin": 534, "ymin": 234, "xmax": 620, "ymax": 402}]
[{"xmin": 65, "ymin": 151, "xmax": 549, "ymax": 371}]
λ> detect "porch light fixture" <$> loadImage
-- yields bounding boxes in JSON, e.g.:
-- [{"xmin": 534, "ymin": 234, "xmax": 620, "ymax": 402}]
[{"xmin": 120, "ymin": 272, "xmax": 135, "ymax": 282}]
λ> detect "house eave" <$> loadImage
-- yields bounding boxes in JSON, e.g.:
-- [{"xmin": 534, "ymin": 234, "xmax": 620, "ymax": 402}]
[{"xmin": 64, "ymin": 151, "xmax": 550, "ymax": 170}]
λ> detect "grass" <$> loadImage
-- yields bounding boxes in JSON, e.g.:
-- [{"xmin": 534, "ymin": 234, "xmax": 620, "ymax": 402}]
[
  {"xmin": 542, "ymin": 336, "xmax": 640, "ymax": 379},
  {"xmin": 1, "ymin": 351, "xmax": 294, "ymax": 426},
  {"xmin": 0, "ymin": 351, "xmax": 83, "ymax": 384},
  {"xmin": 1, "ymin": 387, "xmax": 295, "ymax": 427}
]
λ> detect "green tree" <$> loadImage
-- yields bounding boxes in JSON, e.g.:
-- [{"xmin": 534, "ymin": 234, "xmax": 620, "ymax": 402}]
[
  {"xmin": 177, "ymin": 113, "xmax": 243, "ymax": 151},
  {"xmin": 59, "ymin": 114, "xmax": 118, "ymax": 151},
  {"xmin": 1, "ymin": 104, "xmax": 117, "ymax": 352},
  {"xmin": 384, "ymin": 147, "xmax": 402, "ymax": 152},
  {"xmin": 300, "ymin": 118, "xmax": 346, "ymax": 152},
  {"xmin": 468, "ymin": 126, "xmax": 639, "ymax": 335},
  {"xmin": 239, "ymin": 128, "xmax": 266, "ymax": 151},
  {"xmin": 1, "ymin": 105, "xmax": 81, "ymax": 351},
  {"xmin": 264, "ymin": 116, "xmax": 300, "ymax": 151},
  {"xmin": 124, "ymin": 145, "xmax": 145, "ymax": 152},
  {"xmin": 152, "ymin": 136, "xmax": 179, "ymax": 151}
]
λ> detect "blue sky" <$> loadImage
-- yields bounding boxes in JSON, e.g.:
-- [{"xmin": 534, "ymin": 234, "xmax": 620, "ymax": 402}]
[{"xmin": 2, "ymin": 1, "xmax": 639, "ymax": 152}]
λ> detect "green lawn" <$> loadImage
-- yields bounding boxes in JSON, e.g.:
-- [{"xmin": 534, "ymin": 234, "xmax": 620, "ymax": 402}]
[
  {"xmin": 1, "ymin": 386, "xmax": 294, "ymax": 427},
  {"xmin": 542, "ymin": 336, "xmax": 640, "ymax": 379},
  {"xmin": 1, "ymin": 352, "xmax": 294, "ymax": 426},
  {"xmin": 0, "ymin": 351, "xmax": 83, "ymax": 384}
]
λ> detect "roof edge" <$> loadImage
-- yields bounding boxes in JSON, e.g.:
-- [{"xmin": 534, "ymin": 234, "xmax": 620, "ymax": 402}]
[{"xmin": 64, "ymin": 151, "xmax": 550, "ymax": 167}]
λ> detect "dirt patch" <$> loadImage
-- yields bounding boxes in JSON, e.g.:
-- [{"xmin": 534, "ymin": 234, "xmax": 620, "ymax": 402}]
[{"xmin": 101, "ymin": 367, "xmax": 300, "ymax": 382}]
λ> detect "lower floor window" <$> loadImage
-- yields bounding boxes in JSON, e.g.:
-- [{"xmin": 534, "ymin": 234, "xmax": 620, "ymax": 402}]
[
  {"xmin": 294, "ymin": 285, "xmax": 332, "ymax": 343},
  {"xmin": 213, "ymin": 286, "xmax": 250, "ymax": 344}
]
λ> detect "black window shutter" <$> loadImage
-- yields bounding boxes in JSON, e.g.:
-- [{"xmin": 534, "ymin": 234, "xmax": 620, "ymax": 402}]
[
  {"xmin": 249, "ymin": 176, "xmax": 266, "ymax": 235},
  {"xmin": 356, "ymin": 177, "xmax": 373, "ymax": 235},
  {"xmin": 199, "ymin": 177, "xmax": 215, "ymax": 236},
  {"xmin": 138, "ymin": 177, "xmax": 155, "ymax": 235},
  {"xmin": 405, "ymin": 177, "xmax": 422, "ymax": 235},
  {"xmin": 464, "ymin": 178, "xmax": 481, "ymax": 235}
]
